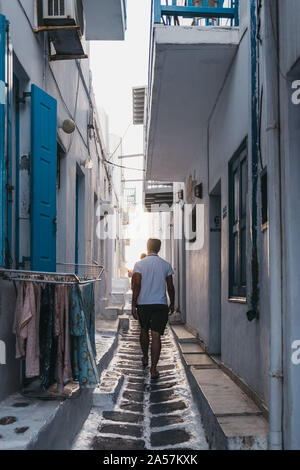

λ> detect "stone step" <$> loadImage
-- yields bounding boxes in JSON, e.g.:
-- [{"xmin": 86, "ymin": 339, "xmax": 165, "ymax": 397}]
[
  {"xmin": 179, "ymin": 343, "xmax": 205, "ymax": 354},
  {"xmin": 112, "ymin": 278, "xmax": 130, "ymax": 293},
  {"xmin": 189, "ymin": 367, "xmax": 268, "ymax": 450},
  {"xmin": 104, "ymin": 305, "xmax": 123, "ymax": 320},
  {"xmin": 175, "ymin": 333, "xmax": 269, "ymax": 450},
  {"xmin": 124, "ymin": 290, "xmax": 132, "ymax": 302},
  {"xmin": 123, "ymin": 302, "xmax": 132, "ymax": 315},
  {"xmin": 94, "ymin": 373, "xmax": 124, "ymax": 410},
  {"xmin": 171, "ymin": 324, "xmax": 199, "ymax": 343},
  {"xmin": 109, "ymin": 292, "xmax": 125, "ymax": 306}
]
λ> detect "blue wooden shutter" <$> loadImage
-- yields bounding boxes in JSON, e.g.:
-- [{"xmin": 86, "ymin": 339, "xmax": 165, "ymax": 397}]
[
  {"xmin": 0, "ymin": 14, "xmax": 6, "ymax": 266},
  {"xmin": 31, "ymin": 84, "xmax": 57, "ymax": 272}
]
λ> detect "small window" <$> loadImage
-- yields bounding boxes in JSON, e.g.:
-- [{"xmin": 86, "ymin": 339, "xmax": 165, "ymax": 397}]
[
  {"xmin": 261, "ymin": 168, "xmax": 268, "ymax": 228},
  {"xmin": 124, "ymin": 188, "xmax": 136, "ymax": 205},
  {"xmin": 229, "ymin": 140, "xmax": 248, "ymax": 298},
  {"xmin": 186, "ymin": 204, "xmax": 196, "ymax": 243}
]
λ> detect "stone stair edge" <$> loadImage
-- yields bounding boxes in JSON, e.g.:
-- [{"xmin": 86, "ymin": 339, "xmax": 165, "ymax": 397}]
[{"xmin": 171, "ymin": 327, "xmax": 269, "ymax": 450}]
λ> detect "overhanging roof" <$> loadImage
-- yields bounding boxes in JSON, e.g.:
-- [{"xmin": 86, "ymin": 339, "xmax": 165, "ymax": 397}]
[
  {"xmin": 146, "ymin": 25, "xmax": 239, "ymax": 182},
  {"xmin": 82, "ymin": 0, "xmax": 126, "ymax": 41}
]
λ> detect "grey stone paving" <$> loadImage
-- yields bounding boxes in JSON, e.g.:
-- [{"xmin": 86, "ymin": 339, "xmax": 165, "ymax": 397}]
[{"xmin": 72, "ymin": 319, "xmax": 208, "ymax": 451}]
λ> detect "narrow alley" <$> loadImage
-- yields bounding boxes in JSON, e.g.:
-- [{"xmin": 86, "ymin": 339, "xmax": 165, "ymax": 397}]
[
  {"xmin": 1, "ymin": 0, "xmax": 300, "ymax": 455},
  {"xmin": 73, "ymin": 319, "xmax": 208, "ymax": 451}
]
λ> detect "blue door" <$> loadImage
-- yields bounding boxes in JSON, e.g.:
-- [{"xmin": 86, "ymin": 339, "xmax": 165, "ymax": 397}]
[
  {"xmin": 0, "ymin": 14, "xmax": 6, "ymax": 266},
  {"xmin": 31, "ymin": 84, "xmax": 57, "ymax": 272}
]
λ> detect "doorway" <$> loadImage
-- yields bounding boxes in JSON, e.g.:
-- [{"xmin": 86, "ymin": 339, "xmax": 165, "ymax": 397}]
[
  {"xmin": 75, "ymin": 166, "xmax": 85, "ymax": 268},
  {"xmin": 209, "ymin": 181, "xmax": 222, "ymax": 355}
]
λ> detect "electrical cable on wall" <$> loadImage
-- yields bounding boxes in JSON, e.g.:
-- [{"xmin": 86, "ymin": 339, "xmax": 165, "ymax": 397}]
[{"xmin": 108, "ymin": 121, "xmax": 132, "ymax": 161}]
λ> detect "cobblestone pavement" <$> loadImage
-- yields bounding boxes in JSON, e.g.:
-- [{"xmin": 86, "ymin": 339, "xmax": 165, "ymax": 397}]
[{"xmin": 72, "ymin": 319, "xmax": 208, "ymax": 451}]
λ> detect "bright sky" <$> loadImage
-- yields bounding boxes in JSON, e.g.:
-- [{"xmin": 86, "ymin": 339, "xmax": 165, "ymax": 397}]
[
  {"xmin": 90, "ymin": 0, "xmax": 151, "ymax": 156},
  {"xmin": 90, "ymin": 0, "xmax": 153, "ymax": 270}
]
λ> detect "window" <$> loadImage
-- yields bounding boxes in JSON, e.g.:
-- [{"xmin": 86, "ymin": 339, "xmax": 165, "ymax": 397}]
[
  {"xmin": 229, "ymin": 140, "xmax": 248, "ymax": 298},
  {"xmin": 186, "ymin": 204, "xmax": 196, "ymax": 243},
  {"xmin": 124, "ymin": 188, "xmax": 136, "ymax": 205}
]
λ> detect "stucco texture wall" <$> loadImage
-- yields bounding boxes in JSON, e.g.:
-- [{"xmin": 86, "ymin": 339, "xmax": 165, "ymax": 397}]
[{"xmin": 209, "ymin": 30, "xmax": 269, "ymax": 404}]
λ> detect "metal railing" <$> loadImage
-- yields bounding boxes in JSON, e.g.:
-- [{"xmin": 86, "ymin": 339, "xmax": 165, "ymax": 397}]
[
  {"xmin": 0, "ymin": 263, "xmax": 104, "ymax": 285},
  {"xmin": 145, "ymin": 181, "xmax": 173, "ymax": 191},
  {"xmin": 153, "ymin": 0, "xmax": 239, "ymax": 27}
]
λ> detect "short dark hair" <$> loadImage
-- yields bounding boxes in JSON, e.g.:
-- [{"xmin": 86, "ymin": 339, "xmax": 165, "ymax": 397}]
[{"xmin": 147, "ymin": 238, "xmax": 161, "ymax": 253}]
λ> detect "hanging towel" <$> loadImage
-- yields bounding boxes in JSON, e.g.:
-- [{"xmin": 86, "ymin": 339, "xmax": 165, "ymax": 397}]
[
  {"xmin": 70, "ymin": 284, "xmax": 99, "ymax": 389},
  {"xmin": 54, "ymin": 285, "xmax": 72, "ymax": 389},
  {"xmin": 39, "ymin": 284, "xmax": 58, "ymax": 390},
  {"xmin": 14, "ymin": 282, "xmax": 41, "ymax": 378}
]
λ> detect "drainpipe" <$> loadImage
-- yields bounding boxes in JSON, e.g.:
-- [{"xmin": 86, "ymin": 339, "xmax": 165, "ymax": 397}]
[
  {"xmin": 263, "ymin": 0, "xmax": 283, "ymax": 450},
  {"xmin": 247, "ymin": 0, "xmax": 259, "ymax": 322}
]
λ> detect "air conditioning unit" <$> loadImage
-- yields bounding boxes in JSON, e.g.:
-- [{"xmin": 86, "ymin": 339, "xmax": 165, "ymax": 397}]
[{"xmin": 42, "ymin": 0, "xmax": 84, "ymax": 34}]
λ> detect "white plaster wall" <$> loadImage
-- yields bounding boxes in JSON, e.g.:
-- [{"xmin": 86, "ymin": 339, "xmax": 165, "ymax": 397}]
[
  {"xmin": 208, "ymin": 29, "xmax": 269, "ymax": 403},
  {"xmin": 0, "ymin": 0, "xmax": 120, "ymax": 401},
  {"xmin": 278, "ymin": 0, "xmax": 300, "ymax": 449},
  {"xmin": 182, "ymin": 25, "xmax": 270, "ymax": 403}
]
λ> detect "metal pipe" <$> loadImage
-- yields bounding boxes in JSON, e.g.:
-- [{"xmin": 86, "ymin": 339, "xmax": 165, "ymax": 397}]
[{"xmin": 263, "ymin": 0, "xmax": 283, "ymax": 450}]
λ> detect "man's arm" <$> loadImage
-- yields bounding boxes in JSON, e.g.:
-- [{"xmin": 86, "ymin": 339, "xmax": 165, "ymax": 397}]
[
  {"xmin": 131, "ymin": 272, "xmax": 142, "ymax": 320},
  {"xmin": 166, "ymin": 275, "xmax": 175, "ymax": 315}
]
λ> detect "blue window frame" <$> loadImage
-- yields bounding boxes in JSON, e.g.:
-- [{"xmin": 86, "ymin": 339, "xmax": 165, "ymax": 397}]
[
  {"xmin": 229, "ymin": 139, "xmax": 248, "ymax": 298},
  {"xmin": 0, "ymin": 14, "xmax": 6, "ymax": 266},
  {"xmin": 0, "ymin": 13, "xmax": 12, "ymax": 268}
]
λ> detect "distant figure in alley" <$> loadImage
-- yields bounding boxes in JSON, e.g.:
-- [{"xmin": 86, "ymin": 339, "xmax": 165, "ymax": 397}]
[{"xmin": 131, "ymin": 238, "xmax": 175, "ymax": 380}]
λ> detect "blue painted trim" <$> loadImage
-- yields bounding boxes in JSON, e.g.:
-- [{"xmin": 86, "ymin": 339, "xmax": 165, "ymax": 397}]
[
  {"xmin": 31, "ymin": 84, "xmax": 57, "ymax": 272},
  {"xmin": 153, "ymin": 1, "xmax": 239, "ymax": 26},
  {"xmin": 13, "ymin": 75, "xmax": 20, "ymax": 268},
  {"xmin": 154, "ymin": 0, "xmax": 162, "ymax": 23},
  {"xmin": 6, "ymin": 30, "xmax": 13, "ymax": 268},
  {"xmin": 75, "ymin": 172, "xmax": 79, "ymax": 266},
  {"xmin": 0, "ymin": 14, "xmax": 6, "ymax": 266},
  {"xmin": 234, "ymin": 0, "xmax": 239, "ymax": 26},
  {"xmin": 160, "ymin": 6, "xmax": 236, "ymax": 19}
]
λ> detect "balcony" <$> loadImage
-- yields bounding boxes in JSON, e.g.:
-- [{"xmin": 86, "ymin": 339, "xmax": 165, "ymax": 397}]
[
  {"xmin": 82, "ymin": 0, "xmax": 127, "ymax": 41},
  {"xmin": 144, "ymin": 181, "xmax": 174, "ymax": 212},
  {"xmin": 146, "ymin": 0, "xmax": 240, "ymax": 181}
]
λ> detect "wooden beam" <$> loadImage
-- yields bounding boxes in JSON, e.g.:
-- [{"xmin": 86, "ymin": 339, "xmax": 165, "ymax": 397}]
[{"xmin": 34, "ymin": 25, "xmax": 81, "ymax": 33}]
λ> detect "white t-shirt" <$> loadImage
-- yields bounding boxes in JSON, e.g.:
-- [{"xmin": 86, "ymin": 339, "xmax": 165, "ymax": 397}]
[{"xmin": 133, "ymin": 254, "xmax": 174, "ymax": 305}]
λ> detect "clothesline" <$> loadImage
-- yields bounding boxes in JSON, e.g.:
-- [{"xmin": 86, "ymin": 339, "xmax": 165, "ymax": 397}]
[
  {"xmin": 0, "ymin": 264, "xmax": 104, "ymax": 285},
  {"xmin": 13, "ymin": 281, "xmax": 100, "ymax": 397}
]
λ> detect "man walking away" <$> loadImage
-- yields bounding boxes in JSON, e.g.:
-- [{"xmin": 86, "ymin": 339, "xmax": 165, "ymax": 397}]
[{"xmin": 131, "ymin": 238, "xmax": 175, "ymax": 380}]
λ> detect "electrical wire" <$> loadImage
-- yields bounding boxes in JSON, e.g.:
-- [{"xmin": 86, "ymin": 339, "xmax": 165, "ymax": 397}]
[
  {"xmin": 66, "ymin": 67, "xmax": 80, "ymax": 154},
  {"xmin": 48, "ymin": 64, "xmax": 88, "ymax": 150},
  {"xmin": 108, "ymin": 121, "xmax": 132, "ymax": 161},
  {"xmin": 103, "ymin": 158, "xmax": 145, "ymax": 172},
  {"xmin": 17, "ymin": 0, "xmax": 34, "ymax": 31}
]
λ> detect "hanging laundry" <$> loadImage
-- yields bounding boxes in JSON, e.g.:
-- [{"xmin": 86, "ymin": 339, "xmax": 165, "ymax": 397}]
[
  {"xmin": 39, "ymin": 284, "xmax": 58, "ymax": 390},
  {"xmin": 13, "ymin": 282, "xmax": 41, "ymax": 378},
  {"xmin": 70, "ymin": 284, "xmax": 99, "ymax": 389},
  {"xmin": 54, "ymin": 285, "xmax": 72, "ymax": 391}
]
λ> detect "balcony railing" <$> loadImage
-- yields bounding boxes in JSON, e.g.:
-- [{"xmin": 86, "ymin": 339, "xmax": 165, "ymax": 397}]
[
  {"xmin": 146, "ymin": 181, "xmax": 173, "ymax": 191},
  {"xmin": 153, "ymin": 0, "xmax": 239, "ymax": 27}
]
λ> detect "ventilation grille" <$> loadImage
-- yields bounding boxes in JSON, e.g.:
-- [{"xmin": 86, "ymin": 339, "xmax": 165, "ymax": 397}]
[
  {"xmin": 44, "ymin": 0, "xmax": 67, "ymax": 18},
  {"xmin": 132, "ymin": 87, "xmax": 146, "ymax": 125}
]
